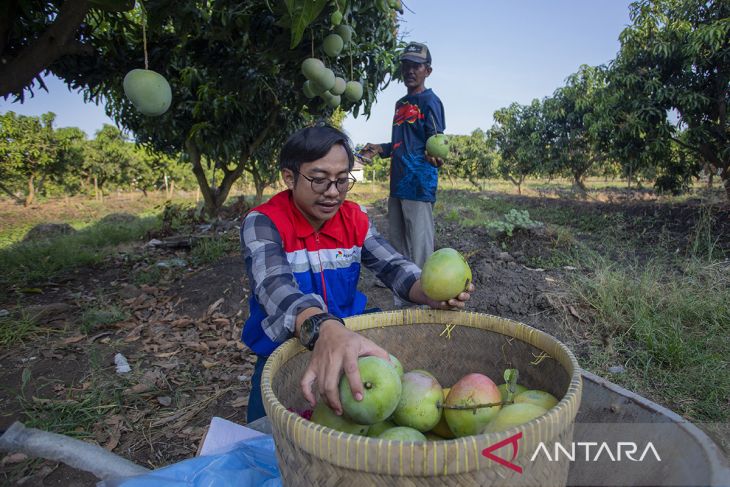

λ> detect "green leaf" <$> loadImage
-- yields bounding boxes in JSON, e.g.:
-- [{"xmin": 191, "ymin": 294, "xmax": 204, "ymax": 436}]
[
  {"xmin": 503, "ymin": 368, "xmax": 519, "ymax": 402},
  {"xmin": 21, "ymin": 368, "xmax": 31, "ymax": 390},
  {"xmin": 285, "ymin": 0, "xmax": 329, "ymax": 48}
]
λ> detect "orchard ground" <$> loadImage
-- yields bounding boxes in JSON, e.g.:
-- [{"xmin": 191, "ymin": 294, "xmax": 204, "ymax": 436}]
[{"xmin": 0, "ymin": 179, "xmax": 728, "ymax": 486}]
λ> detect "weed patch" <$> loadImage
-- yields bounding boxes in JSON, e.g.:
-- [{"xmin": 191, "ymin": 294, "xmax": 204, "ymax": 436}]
[
  {"xmin": 0, "ymin": 217, "xmax": 159, "ymax": 294},
  {"xmin": 80, "ymin": 306, "xmax": 129, "ymax": 334},
  {"xmin": 17, "ymin": 358, "xmax": 123, "ymax": 440},
  {"xmin": 190, "ymin": 235, "xmax": 239, "ymax": 266},
  {"xmin": 571, "ymin": 257, "xmax": 729, "ymax": 421},
  {"xmin": 0, "ymin": 312, "xmax": 45, "ymax": 346}
]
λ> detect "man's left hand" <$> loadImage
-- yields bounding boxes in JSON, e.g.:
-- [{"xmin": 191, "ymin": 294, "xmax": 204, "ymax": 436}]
[{"xmin": 409, "ymin": 281, "xmax": 475, "ymax": 310}]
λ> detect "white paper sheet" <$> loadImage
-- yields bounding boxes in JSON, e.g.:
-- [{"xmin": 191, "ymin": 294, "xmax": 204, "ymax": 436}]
[{"xmin": 198, "ymin": 417, "xmax": 265, "ymax": 457}]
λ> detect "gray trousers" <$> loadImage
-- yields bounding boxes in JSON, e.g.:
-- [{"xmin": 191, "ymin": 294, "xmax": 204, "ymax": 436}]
[{"xmin": 387, "ymin": 197, "xmax": 434, "ymax": 269}]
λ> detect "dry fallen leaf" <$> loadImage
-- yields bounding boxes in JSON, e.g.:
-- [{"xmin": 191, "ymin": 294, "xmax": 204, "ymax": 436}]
[
  {"xmin": 63, "ymin": 335, "xmax": 85, "ymax": 344},
  {"xmin": 171, "ymin": 318, "xmax": 194, "ymax": 328},
  {"xmin": 157, "ymin": 396, "xmax": 173, "ymax": 406},
  {"xmin": 201, "ymin": 359, "xmax": 218, "ymax": 369},
  {"xmin": 568, "ymin": 305, "xmax": 587, "ymax": 323},
  {"xmin": 211, "ymin": 318, "xmax": 230, "ymax": 328},
  {"xmin": 104, "ymin": 423, "xmax": 121, "ymax": 451},
  {"xmin": 229, "ymin": 396, "xmax": 249, "ymax": 408},
  {"xmin": 1, "ymin": 453, "xmax": 29, "ymax": 465},
  {"xmin": 155, "ymin": 350, "xmax": 180, "ymax": 358},
  {"xmin": 205, "ymin": 298, "xmax": 225, "ymax": 317}
]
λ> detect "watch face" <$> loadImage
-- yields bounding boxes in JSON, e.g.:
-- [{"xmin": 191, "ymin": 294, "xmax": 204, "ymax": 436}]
[{"xmin": 300, "ymin": 316, "xmax": 320, "ymax": 349}]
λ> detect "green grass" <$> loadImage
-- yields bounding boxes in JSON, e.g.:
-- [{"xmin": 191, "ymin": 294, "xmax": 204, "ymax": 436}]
[
  {"xmin": 0, "ymin": 312, "xmax": 47, "ymax": 346},
  {"xmin": 190, "ymin": 234, "xmax": 240, "ymax": 266},
  {"xmin": 17, "ymin": 349, "xmax": 124, "ymax": 440},
  {"xmin": 0, "ymin": 217, "xmax": 160, "ymax": 293},
  {"xmin": 432, "ymin": 188, "xmax": 729, "ymax": 423},
  {"xmin": 570, "ymin": 255, "xmax": 729, "ymax": 422},
  {"xmin": 133, "ymin": 265, "xmax": 164, "ymax": 286},
  {"xmin": 80, "ymin": 305, "xmax": 129, "ymax": 334}
]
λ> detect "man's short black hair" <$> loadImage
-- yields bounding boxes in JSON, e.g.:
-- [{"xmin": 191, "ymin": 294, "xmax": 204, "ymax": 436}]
[{"xmin": 280, "ymin": 124, "xmax": 355, "ymax": 173}]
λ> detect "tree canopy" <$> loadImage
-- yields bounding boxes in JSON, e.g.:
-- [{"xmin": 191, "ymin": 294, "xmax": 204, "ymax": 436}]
[
  {"xmin": 4, "ymin": 0, "xmax": 403, "ymax": 215},
  {"xmin": 612, "ymin": 0, "xmax": 729, "ymax": 196}
]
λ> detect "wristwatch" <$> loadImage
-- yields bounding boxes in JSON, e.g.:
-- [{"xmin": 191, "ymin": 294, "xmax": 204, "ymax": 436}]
[{"xmin": 299, "ymin": 313, "xmax": 345, "ymax": 350}]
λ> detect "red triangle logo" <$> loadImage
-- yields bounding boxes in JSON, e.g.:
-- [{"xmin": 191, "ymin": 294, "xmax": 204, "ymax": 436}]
[{"xmin": 482, "ymin": 431, "xmax": 523, "ymax": 474}]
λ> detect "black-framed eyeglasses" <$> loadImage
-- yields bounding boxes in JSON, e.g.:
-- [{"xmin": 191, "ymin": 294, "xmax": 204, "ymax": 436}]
[{"xmin": 296, "ymin": 172, "xmax": 356, "ymax": 194}]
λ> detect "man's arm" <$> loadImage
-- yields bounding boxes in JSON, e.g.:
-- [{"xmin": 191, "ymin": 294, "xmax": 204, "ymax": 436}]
[
  {"xmin": 424, "ymin": 97, "xmax": 447, "ymax": 167},
  {"xmin": 243, "ymin": 211, "xmax": 390, "ymax": 414},
  {"xmin": 361, "ymin": 218, "xmax": 420, "ymax": 302},
  {"xmin": 424, "ymin": 96, "xmax": 446, "ymax": 138},
  {"xmin": 242, "ymin": 212, "xmax": 326, "ymax": 343},
  {"xmin": 362, "ymin": 215, "xmax": 474, "ymax": 309},
  {"xmin": 361, "ymin": 142, "xmax": 393, "ymax": 160}
]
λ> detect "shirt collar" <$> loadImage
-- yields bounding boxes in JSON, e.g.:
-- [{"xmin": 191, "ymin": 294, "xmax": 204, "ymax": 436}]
[{"xmin": 287, "ymin": 191, "xmax": 345, "ymax": 241}]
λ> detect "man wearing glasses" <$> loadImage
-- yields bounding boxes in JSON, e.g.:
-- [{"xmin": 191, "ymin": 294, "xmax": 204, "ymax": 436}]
[{"xmin": 241, "ymin": 125, "xmax": 472, "ymax": 422}]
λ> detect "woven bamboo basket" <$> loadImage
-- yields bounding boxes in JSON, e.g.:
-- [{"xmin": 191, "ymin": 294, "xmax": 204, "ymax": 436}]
[{"xmin": 261, "ymin": 309, "xmax": 582, "ymax": 486}]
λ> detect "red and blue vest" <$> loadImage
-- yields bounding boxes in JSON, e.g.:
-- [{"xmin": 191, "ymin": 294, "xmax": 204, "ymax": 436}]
[{"xmin": 242, "ymin": 191, "xmax": 370, "ymax": 356}]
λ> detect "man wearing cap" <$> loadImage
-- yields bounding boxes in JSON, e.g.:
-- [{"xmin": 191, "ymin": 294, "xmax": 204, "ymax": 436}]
[{"xmin": 361, "ymin": 42, "xmax": 445, "ymax": 282}]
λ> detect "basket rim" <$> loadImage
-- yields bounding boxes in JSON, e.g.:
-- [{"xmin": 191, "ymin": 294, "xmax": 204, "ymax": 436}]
[{"xmin": 261, "ymin": 309, "xmax": 583, "ymax": 476}]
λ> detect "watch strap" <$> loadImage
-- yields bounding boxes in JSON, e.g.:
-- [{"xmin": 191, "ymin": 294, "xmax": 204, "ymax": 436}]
[{"xmin": 300, "ymin": 312, "xmax": 344, "ymax": 350}]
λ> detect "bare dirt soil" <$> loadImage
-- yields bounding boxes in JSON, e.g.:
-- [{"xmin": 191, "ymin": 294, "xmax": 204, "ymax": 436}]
[{"xmin": 1, "ymin": 193, "xmax": 727, "ymax": 485}]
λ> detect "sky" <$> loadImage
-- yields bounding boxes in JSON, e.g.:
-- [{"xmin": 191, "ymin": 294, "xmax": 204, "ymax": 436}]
[{"xmin": 0, "ymin": 1, "xmax": 633, "ymax": 145}]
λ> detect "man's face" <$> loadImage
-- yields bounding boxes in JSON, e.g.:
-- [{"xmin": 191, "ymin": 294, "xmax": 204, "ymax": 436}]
[
  {"xmin": 401, "ymin": 60, "xmax": 431, "ymax": 92},
  {"xmin": 282, "ymin": 144, "xmax": 351, "ymax": 230}
]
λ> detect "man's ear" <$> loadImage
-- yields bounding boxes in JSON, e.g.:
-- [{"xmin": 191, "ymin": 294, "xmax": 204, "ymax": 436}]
[
  {"xmin": 282, "ymin": 169, "xmax": 296, "ymax": 190},
  {"xmin": 425, "ymin": 65, "xmax": 433, "ymax": 77}
]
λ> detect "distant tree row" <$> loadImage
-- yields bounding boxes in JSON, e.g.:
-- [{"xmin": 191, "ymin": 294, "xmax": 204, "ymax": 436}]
[
  {"xmin": 448, "ymin": 0, "xmax": 728, "ymax": 199},
  {"xmin": 3, "ymin": 0, "xmax": 726, "ymax": 205},
  {"xmin": 0, "ymin": 111, "xmax": 198, "ymax": 205}
]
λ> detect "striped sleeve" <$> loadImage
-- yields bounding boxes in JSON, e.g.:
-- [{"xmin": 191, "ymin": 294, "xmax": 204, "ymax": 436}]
[
  {"xmin": 241, "ymin": 211, "xmax": 324, "ymax": 343},
  {"xmin": 360, "ymin": 216, "xmax": 420, "ymax": 302}
]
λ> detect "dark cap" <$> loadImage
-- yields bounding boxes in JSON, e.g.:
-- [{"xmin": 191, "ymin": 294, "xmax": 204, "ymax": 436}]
[{"xmin": 400, "ymin": 42, "xmax": 431, "ymax": 64}]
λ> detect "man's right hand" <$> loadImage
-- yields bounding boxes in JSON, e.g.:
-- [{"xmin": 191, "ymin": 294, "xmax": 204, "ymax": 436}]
[
  {"xmin": 299, "ymin": 321, "xmax": 390, "ymax": 415},
  {"xmin": 360, "ymin": 143, "xmax": 383, "ymax": 161}
]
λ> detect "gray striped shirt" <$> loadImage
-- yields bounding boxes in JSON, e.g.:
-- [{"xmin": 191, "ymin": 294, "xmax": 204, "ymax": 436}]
[{"xmin": 241, "ymin": 209, "xmax": 421, "ymax": 344}]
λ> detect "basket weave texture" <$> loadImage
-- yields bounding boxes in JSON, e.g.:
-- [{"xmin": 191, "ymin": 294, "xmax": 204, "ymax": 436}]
[{"xmin": 262, "ymin": 310, "xmax": 583, "ymax": 486}]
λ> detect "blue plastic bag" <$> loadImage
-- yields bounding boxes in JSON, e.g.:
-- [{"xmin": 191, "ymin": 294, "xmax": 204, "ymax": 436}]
[{"xmin": 105, "ymin": 435, "xmax": 282, "ymax": 487}]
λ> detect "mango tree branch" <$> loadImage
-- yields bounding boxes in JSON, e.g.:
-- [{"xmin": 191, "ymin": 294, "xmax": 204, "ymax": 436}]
[
  {"xmin": 439, "ymin": 401, "xmax": 512, "ymax": 410},
  {"xmin": 216, "ymin": 107, "xmax": 280, "ymax": 201},
  {"xmin": 0, "ymin": 0, "xmax": 92, "ymax": 99},
  {"xmin": 0, "ymin": 181, "xmax": 23, "ymax": 204},
  {"xmin": 186, "ymin": 138, "xmax": 215, "ymax": 209}
]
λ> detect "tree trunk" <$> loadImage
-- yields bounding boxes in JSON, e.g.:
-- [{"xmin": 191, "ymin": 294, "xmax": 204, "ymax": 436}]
[
  {"xmin": 723, "ymin": 171, "xmax": 730, "ymax": 201},
  {"xmin": 627, "ymin": 165, "xmax": 632, "ymax": 189},
  {"xmin": 37, "ymin": 174, "xmax": 47, "ymax": 197},
  {"xmin": 573, "ymin": 172, "xmax": 587, "ymax": 194},
  {"xmin": 186, "ymin": 108, "xmax": 279, "ymax": 217},
  {"xmin": 94, "ymin": 176, "xmax": 99, "ymax": 201},
  {"xmin": 254, "ymin": 184, "xmax": 265, "ymax": 205},
  {"xmin": 0, "ymin": 0, "xmax": 94, "ymax": 98},
  {"xmin": 187, "ymin": 142, "xmax": 232, "ymax": 217},
  {"xmin": 703, "ymin": 163, "xmax": 714, "ymax": 189},
  {"xmin": 25, "ymin": 175, "xmax": 35, "ymax": 206}
]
